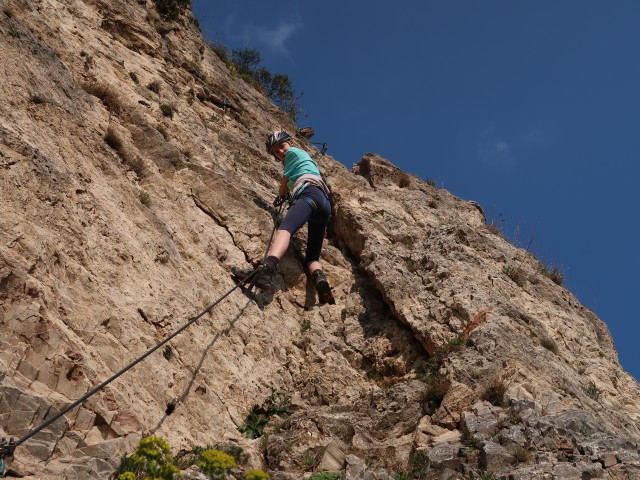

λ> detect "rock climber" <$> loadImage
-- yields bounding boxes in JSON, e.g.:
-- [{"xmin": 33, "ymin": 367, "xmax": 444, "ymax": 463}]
[{"xmin": 233, "ymin": 130, "xmax": 335, "ymax": 304}]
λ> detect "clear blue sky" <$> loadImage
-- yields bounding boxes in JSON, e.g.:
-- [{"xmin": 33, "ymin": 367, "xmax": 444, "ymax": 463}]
[{"xmin": 192, "ymin": 1, "xmax": 640, "ymax": 381}]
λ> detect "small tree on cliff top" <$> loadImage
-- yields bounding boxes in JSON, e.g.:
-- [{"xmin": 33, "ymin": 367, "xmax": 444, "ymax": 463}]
[
  {"xmin": 153, "ymin": 0, "xmax": 191, "ymax": 21},
  {"xmin": 212, "ymin": 44, "xmax": 304, "ymax": 122}
]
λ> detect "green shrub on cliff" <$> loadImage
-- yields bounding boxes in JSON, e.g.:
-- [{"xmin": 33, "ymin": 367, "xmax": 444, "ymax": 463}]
[
  {"xmin": 116, "ymin": 436, "xmax": 179, "ymax": 480},
  {"xmin": 116, "ymin": 436, "xmax": 269, "ymax": 480},
  {"xmin": 198, "ymin": 449, "xmax": 236, "ymax": 479},
  {"xmin": 210, "ymin": 44, "xmax": 304, "ymax": 121},
  {"xmin": 153, "ymin": 0, "xmax": 191, "ymax": 21}
]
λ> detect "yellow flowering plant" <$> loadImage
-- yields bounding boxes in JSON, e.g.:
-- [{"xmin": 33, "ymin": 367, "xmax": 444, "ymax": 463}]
[
  {"xmin": 244, "ymin": 469, "xmax": 269, "ymax": 480},
  {"xmin": 198, "ymin": 449, "xmax": 237, "ymax": 480},
  {"xmin": 119, "ymin": 436, "xmax": 181, "ymax": 480}
]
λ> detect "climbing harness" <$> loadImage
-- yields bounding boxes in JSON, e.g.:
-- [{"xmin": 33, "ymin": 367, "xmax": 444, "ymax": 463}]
[
  {"xmin": 0, "ymin": 257, "xmax": 266, "ymax": 471},
  {"xmin": 272, "ymin": 193, "xmax": 291, "ymax": 208},
  {"xmin": 311, "ymin": 142, "xmax": 328, "ymax": 155}
]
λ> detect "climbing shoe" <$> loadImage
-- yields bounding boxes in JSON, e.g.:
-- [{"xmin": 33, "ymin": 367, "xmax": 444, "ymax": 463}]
[
  {"xmin": 311, "ymin": 269, "xmax": 335, "ymax": 305},
  {"xmin": 231, "ymin": 257, "xmax": 278, "ymax": 290},
  {"xmin": 231, "ymin": 264, "xmax": 274, "ymax": 290}
]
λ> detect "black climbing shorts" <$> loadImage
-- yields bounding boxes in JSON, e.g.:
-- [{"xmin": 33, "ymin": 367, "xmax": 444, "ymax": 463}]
[{"xmin": 278, "ymin": 186, "xmax": 331, "ymax": 263}]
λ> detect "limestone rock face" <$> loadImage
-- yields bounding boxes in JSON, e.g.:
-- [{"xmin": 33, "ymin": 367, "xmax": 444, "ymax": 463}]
[{"xmin": 1, "ymin": 1, "xmax": 639, "ymax": 479}]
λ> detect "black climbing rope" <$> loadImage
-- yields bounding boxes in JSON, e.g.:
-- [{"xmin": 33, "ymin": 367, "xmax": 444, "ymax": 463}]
[
  {"xmin": 0, "ymin": 267, "xmax": 257, "ymax": 468},
  {"xmin": 0, "ymin": 201, "xmax": 288, "ymax": 472}
]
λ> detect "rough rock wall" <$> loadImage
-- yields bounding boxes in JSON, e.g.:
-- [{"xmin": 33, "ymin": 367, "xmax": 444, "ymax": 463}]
[{"xmin": 0, "ymin": 1, "xmax": 639, "ymax": 479}]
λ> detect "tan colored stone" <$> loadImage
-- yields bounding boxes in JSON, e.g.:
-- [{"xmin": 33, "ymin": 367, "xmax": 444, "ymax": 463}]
[
  {"xmin": 432, "ymin": 430, "xmax": 462, "ymax": 445},
  {"xmin": 318, "ymin": 441, "xmax": 346, "ymax": 472},
  {"xmin": 602, "ymin": 453, "xmax": 619, "ymax": 468}
]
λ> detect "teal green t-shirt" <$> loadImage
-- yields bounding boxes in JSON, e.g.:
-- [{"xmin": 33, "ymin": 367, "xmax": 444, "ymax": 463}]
[{"xmin": 283, "ymin": 147, "xmax": 320, "ymax": 191}]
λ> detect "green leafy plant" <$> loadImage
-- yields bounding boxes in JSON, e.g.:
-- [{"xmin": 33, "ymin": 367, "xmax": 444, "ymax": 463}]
[
  {"xmin": 139, "ymin": 191, "xmax": 152, "ymax": 207},
  {"xmin": 265, "ymin": 386, "xmax": 292, "ymax": 417},
  {"xmin": 210, "ymin": 44, "xmax": 304, "ymax": 121},
  {"xmin": 422, "ymin": 376, "xmax": 451, "ymax": 407},
  {"xmin": 184, "ymin": 60, "xmax": 205, "ymax": 80},
  {"xmin": 160, "ymin": 103, "xmax": 175, "ymax": 118},
  {"xmin": 583, "ymin": 381, "xmax": 601, "ymax": 400},
  {"xmin": 116, "ymin": 436, "xmax": 180, "ymax": 480},
  {"xmin": 502, "ymin": 265, "xmax": 526, "ymax": 287},
  {"xmin": 300, "ymin": 319, "xmax": 311, "ymax": 333},
  {"xmin": 237, "ymin": 411, "xmax": 269, "ymax": 439},
  {"xmin": 209, "ymin": 42, "xmax": 232, "ymax": 64},
  {"xmin": 229, "ymin": 47, "xmax": 261, "ymax": 81},
  {"xmin": 421, "ymin": 333, "xmax": 466, "ymax": 391},
  {"xmin": 301, "ymin": 452, "xmax": 319, "ymax": 471},
  {"xmin": 396, "ymin": 450, "xmax": 428, "ymax": 480},
  {"xmin": 8, "ymin": 20, "xmax": 22, "ymax": 38},
  {"xmin": 163, "ymin": 345, "xmax": 173, "ymax": 360},
  {"xmin": 392, "ymin": 473, "xmax": 411, "ymax": 480},
  {"xmin": 401, "ymin": 237, "xmax": 414, "ymax": 249},
  {"xmin": 175, "ymin": 444, "xmax": 248, "ymax": 470},
  {"xmin": 115, "ymin": 473, "xmax": 136, "ymax": 480},
  {"xmin": 114, "ymin": 454, "xmax": 143, "ymax": 479},
  {"xmin": 147, "ymin": 80, "xmax": 161, "ymax": 93},
  {"xmin": 198, "ymin": 449, "xmax": 236, "ymax": 480},
  {"xmin": 464, "ymin": 436, "xmax": 483, "ymax": 449},
  {"xmin": 404, "ymin": 258, "xmax": 418, "ymax": 272},
  {"xmin": 118, "ymin": 439, "xmax": 262, "ymax": 480},
  {"xmin": 256, "ymin": 70, "xmax": 304, "ymax": 122},
  {"xmin": 556, "ymin": 451, "xmax": 576, "ymax": 463},
  {"xmin": 174, "ymin": 444, "xmax": 210, "ymax": 469},
  {"xmin": 152, "ymin": 0, "xmax": 191, "ymax": 21},
  {"xmin": 479, "ymin": 472, "xmax": 500, "ymax": 480},
  {"xmin": 538, "ymin": 262, "xmax": 565, "ymax": 285},
  {"xmin": 481, "ymin": 377, "xmax": 508, "ymax": 406},
  {"xmin": 244, "ymin": 470, "xmax": 269, "ymax": 480},
  {"xmin": 580, "ymin": 425, "xmax": 595, "ymax": 438},
  {"xmin": 512, "ymin": 445, "xmax": 531, "ymax": 463},
  {"xmin": 272, "ymin": 418, "xmax": 291, "ymax": 434},
  {"xmin": 238, "ymin": 387, "xmax": 293, "ymax": 439},
  {"xmin": 308, "ymin": 471, "xmax": 340, "ymax": 480}
]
